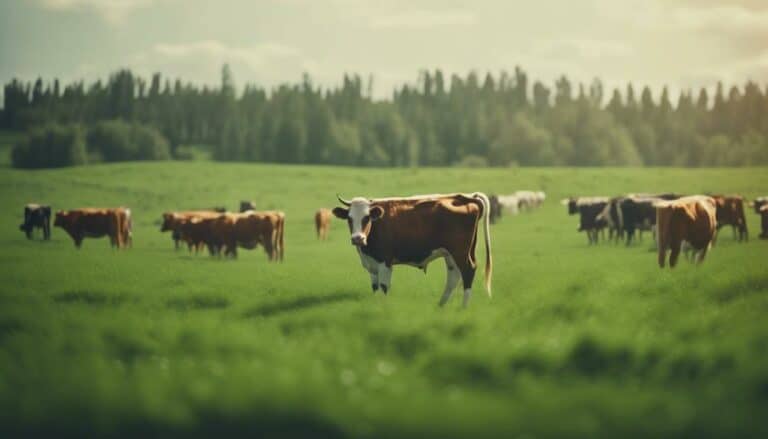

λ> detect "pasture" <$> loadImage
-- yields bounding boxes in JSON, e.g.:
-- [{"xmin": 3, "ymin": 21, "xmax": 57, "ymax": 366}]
[{"xmin": 1, "ymin": 162, "xmax": 767, "ymax": 438}]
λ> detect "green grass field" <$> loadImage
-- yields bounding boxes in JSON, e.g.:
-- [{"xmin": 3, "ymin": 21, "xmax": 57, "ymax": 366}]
[{"xmin": 1, "ymin": 162, "xmax": 767, "ymax": 438}]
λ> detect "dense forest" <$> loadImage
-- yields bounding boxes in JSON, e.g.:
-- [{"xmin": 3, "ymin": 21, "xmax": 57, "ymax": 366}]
[{"xmin": 2, "ymin": 65, "xmax": 767, "ymax": 168}]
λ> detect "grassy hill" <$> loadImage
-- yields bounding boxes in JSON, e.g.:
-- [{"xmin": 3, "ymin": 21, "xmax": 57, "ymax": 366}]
[{"xmin": 1, "ymin": 162, "xmax": 767, "ymax": 437}]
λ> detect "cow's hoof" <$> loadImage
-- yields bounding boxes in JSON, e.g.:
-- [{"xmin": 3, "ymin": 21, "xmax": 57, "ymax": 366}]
[
  {"xmin": 372, "ymin": 284, "xmax": 379, "ymax": 293},
  {"xmin": 380, "ymin": 284, "xmax": 388, "ymax": 294}
]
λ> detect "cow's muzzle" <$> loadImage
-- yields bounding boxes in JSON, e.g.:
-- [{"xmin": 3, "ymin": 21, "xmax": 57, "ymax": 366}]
[{"xmin": 351, "ymin": 234, "xmax": 366, "ymax": 246}]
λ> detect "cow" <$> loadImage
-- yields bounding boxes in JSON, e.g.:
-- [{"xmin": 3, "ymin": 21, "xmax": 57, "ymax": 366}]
[
  {"xmin": 655, "ymin": 196, "xmax": 716, "ymax": 268},
  {"xmin": 759, "ymin": 204, "xmax": 768, "ymax": 240},
  {"xmin": 54, "ymin": 208, "xmax": 129, "ymax": 249},
  {"xmin": 562, "ymin": 197, "xmax": 609, "ymax": 245},
  {"xmin": 514, "ymin": 191, "xmax": 545, "ymax": 210},
  {"xmin": 711, "ymin": 195, "xmax": 748, "ymax": 242},
  {"xmin": 332, "ymin": 193, "xmax": 492, "ymax": 308},
  {"xmin": 596, "ymin": 197, "xmax": 625, "ymax": 244},
  {"xmin": 496, "ymin": 195, "xmax": 520, "ymax": 216},
  {"xmin": 315, "ymin": 208, "xmax": 331, "ymax": 240},
  {"xmin": 488, "ymin": 195, "xmax": 502, "ymax": 224},
  {"xmin": 753, "ymin": 197, "xmax": 768, "ymax": 214},
  {"xmin": 160, "ymin": 210, "xmax": 225, "ymax": 250},
  {"xmin": 240, "ymin": 201, "xmax": 256, "ymax": 212},
  {"xmin": 20, "ymin": 204, "xmax": 51, "ymax": 240},
  {"xmin": 120, "ymin": 207, "xmax": 133, "ymax": 247},
  {"xmin": 212, "ymin": 211, "xmax": 285, "ymax": 260}
]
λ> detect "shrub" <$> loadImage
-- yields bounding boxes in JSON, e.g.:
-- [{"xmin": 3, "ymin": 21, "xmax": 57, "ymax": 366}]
[
  {"xmin": 87, "ymin": 120, "xmax": 171, "ymax": 162},
  {"xmin": 11, "ymin": 124, "xmax": 88, "ymax": 169}
]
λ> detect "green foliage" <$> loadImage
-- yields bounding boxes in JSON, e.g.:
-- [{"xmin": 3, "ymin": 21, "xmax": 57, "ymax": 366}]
[
  {"xmin": 11, "ymin": 124, "xmax": 87, "ymax": 168},
  {"xmin": 86, "ymin": 120, "xmax": 171, "ymax": 163},
  {"xmin": 0, "ymin": 163, "xmax": 767, "ymax": 437},
  {"xmin": 3, "ymin": 69, "xmax": 768, "ymax": 167}
]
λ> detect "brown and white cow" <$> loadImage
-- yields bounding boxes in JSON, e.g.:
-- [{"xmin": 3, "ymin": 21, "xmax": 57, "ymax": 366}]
[
  {"xmin": 711, "ymin": 195, "xmax": 748, "ymax": 242},
  {"xmin": 655, "ymin": 196, "xmax": 717, "ymax": 268},
  {"xmin": 315, "ymin": 208, "xmax": 331, "ymax": 240},
  {"xmin": 54, "ymin": 208, "xmax": 130, "ymax": 249},
  {"xmin": 332, "ymin": 193, "xmax": 492, "ymax": 308}
]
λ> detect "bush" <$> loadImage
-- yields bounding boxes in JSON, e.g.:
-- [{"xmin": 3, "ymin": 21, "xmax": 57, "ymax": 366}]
[
  {"xmin": 11, "ymin": 124, "xmax": 88, "ymax": 169},
  {"xmin": 87, "ymin": 120, "xmax": 171, "ymax": 162}
]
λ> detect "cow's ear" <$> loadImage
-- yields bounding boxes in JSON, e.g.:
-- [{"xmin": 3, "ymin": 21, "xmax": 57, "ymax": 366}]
[
  {"xmin": 369, "ymin": 206, "xmax": 384, "ymax": 221},
  {"xmin": 332, "ymin": 207, "xmax": 349, "ymax": 220}
]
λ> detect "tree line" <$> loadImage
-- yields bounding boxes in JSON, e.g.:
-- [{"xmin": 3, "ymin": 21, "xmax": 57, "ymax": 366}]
[{"xmin": 3, "ymin": 65, "xmax": 767, "ymax": 168}]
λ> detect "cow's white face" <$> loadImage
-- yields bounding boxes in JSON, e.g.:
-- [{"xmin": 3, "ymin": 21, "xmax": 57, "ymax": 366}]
[{"xmin": 333, "ymin": 197, "xmax": 383, "ymax": 246}]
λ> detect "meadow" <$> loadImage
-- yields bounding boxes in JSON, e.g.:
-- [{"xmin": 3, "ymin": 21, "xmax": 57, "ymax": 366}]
[{"xmin": 0, "ymin": 162, "xmax": 767, "ymax": 438}]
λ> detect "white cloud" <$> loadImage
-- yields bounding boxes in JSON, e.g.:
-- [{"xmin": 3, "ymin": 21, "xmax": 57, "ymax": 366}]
[
  {"xmin": 369, "ymin": 10, "xmax": 476, "ymax": 30},
  {"xmin": 38, "ymin": 0, "xmax": 161, "ymax": 23},
  {"xmin": 673, "ymin": 5, "xmax": 768, "ymax": 35},
  {"xmin": 532, "ymin": 38, "xmax": 632, "ymax": 60},
  {"xmin": 153, "ymin": 40, "xmax": 305, "ymax": 71}
]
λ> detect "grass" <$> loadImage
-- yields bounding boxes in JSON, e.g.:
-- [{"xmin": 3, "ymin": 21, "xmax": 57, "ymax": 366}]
[{"xmin": 0, "ymin": 162, "xmax": 767, "ymax": 438}]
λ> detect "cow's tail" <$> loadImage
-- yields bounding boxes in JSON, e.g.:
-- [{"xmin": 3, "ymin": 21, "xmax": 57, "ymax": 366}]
[
  {"xmin": 472, "ymin": 192, "xmax": 493, "ymax": 297},
  {"xmin": 278, "ymin": 212, "xmax": 285, "ymax": 261},
  {"xmin": 655, "ymin": 202, "xmax": 669, "ymax": 268},
  {"xmin": 113, "ymin": 209, "xmax": 124, "ymax": 249}
]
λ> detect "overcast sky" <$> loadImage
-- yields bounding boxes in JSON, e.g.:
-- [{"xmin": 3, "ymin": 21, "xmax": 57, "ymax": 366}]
[{"xmin": 1, "ymin": 0, "xmax": 766, "ymax": 100}]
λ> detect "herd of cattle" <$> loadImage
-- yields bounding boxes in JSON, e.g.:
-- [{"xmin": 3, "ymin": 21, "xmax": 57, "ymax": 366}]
[
  {"xmin": 561, "ymin": 194, "xmax": 768, "ymax": 267},
  {"xmin": 17, "ymin": 191, "xmax": 768, "ymax": 307}
]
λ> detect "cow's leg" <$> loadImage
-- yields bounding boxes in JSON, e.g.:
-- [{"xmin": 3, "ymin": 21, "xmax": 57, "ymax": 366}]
[
  {"xmin": 378, "ymin": 262, "xmax": 393, "ymax": 294},
  {"xmin": 357, "ymin": 251, "xmax": 379, "ymax": 292},
  {"xmin": 669, "ymin": 238, "xmax": 683, "ymax": 268},
  {"xmin": 454, "ymin": 257, "xmax": 477, "ymax": 308},
  {"xmin": 438, "ymin": 255, "xmax": 461, "ymax": 307}
]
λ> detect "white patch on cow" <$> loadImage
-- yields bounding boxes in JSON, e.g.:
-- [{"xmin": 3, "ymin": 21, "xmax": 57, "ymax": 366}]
[
  {"xmin": 357, "ymin": 248, "xmax": 379, "ymax": 288},
  {"xmin": 346, "ymin": 198, "xmax": 373, "ymax": 244},
  {"xmin": 438, "ymin": 252, "xmax": 461, "ymax": 307},
  {"xmin": 462, "ymin": 288, "xmax": 472, "ymax": 308}
]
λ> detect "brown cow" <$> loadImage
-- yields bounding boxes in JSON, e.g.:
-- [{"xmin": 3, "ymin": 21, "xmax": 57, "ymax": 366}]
[
  {"xmin": 54, "ymin": 208, "xmax": 128, "ymax": 249},
  {"xmin": 212, "ymin": 211, "xmax": 285, "ymax": 261},
  {"xmin": 160, "ymin": 210, "xmax": 224, "ymax": 251},
  {"xmin": 711, "ymin": 195, "xmax": 748, "ymax": 242},
  {"xmin": 655, "ymin": 196, "xmax": 716, "ymax": 268},
  {"xmin": 315, "ymin": 208, "xmax": 331, "ymax": 240},
  {"xmin": 332, "ymin": 193, "xmax": 492, "ymax": 308}
]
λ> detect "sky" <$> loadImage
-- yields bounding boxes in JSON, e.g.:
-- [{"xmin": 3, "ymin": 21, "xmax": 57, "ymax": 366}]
[{"xmin": 1, "ymin": 0, "xmax": 767, "ymax": 100}]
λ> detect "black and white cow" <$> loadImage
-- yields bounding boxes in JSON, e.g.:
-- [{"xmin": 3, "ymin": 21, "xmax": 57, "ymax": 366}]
[{"xmin": 20, "ymin": 204, "xmax": 51, "ymax": 240}]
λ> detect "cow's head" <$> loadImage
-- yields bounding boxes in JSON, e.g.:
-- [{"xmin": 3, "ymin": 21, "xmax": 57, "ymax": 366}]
[
  {"xmin": 333, "ymin": 195, "xmax": 383, "ymax": 247},
  {"xmin": 561, "ymin": 198, "xmax": 578, "ymax": 215},
  {"xmin": 53, "ymin": 211, "xmax": 69, "ymax": 227},
  {"xmin": 160, "ymin": 212, "xmax": 176, "ymax": 232}
]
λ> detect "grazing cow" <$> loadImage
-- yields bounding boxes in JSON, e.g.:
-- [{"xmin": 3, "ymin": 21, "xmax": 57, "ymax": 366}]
[
  {"xmin": 160, "ymin": 210, "xmax": 225, "ymax": 250},
  {"xmin": 240, "ymin": 201, "xmax": 256, "ymax": 212},
  {"xmin": 496, "ymin": 195, "xmax": 520, "ymax": 216},
  {"xmin": 655, "ymin": 196, "xmax": 716, "ymax": 268},
  {"xmin": 315, "ymin": 208, "xmax": 331, "ymax": 239},
  {"xmin": 759, "ymin": 204, "xmax": 768, "ymax": 240},
  {"xmin": 514, "ymin": 191, "xmax": 546, "ymax": 210},
  {"xmin": 563, "ymin": 197, "xmax": 609, "ymax": 245},
  {"xmin": 213, "ymin": 211, "xmax": 285, "ymax": 260},
  {"xmin": 332, "ymin": 193, "xmax": 492, "ymax": 308},
  {"xmin": 20, "ymin": 204, "xmax": 51, "ymax": 240},
  {"xmin": 711, "ymin": 195, "xmax": 748, "ymax": 242},
  {"xmin": 54, "ymin": 208, "xmax": 129, "ymax": 249}
]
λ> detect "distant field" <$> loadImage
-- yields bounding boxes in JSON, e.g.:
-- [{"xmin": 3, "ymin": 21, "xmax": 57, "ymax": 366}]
[{"xmin": 0, "ymin": 163, "xmax": 767, "ymax": 438}]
